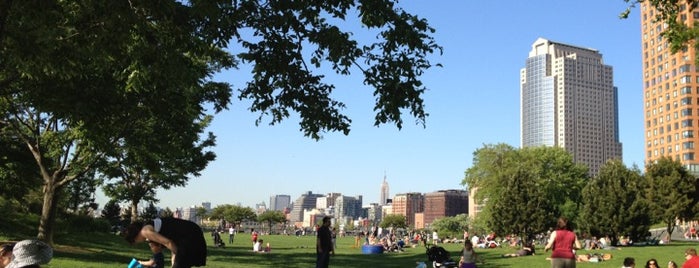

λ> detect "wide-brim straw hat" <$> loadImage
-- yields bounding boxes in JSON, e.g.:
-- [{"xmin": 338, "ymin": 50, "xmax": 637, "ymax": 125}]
[{"xmin": 7, "ymin": 239, "xmax": 52, "ymax": 268}]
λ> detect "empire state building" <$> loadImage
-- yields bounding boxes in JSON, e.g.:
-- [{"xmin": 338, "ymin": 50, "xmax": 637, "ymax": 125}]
[{"xmin": 380, "ymin": 175, "xmax": 389, "ymax": 205}]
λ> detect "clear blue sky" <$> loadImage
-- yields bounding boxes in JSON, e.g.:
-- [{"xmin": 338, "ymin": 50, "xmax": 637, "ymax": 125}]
[{"xmin": 128, "ymin": 1, "xmax": 644, "ymax": 209}]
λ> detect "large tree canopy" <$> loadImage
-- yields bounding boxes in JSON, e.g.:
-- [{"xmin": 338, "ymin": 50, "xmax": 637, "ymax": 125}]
[
  {"xmin": 0, "ymin": 0, "xmax": 440, "ymax": 245},
  {"xmin": 579, "ymin": 159, "xmax": 651, "ymax": 243},
  {"xmin": 463, "ymin": 144, "xmax": 588, "ymax": 241},
  {"xmin": 645, "ymin": 157, "xmax": 699, "ymax": 242}
]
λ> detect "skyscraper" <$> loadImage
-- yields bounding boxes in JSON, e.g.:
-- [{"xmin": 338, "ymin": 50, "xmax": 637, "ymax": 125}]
[
  {"xmin": 521, "ymin": 38, "xmax": 623, "ymax": 176},
  {"xmin": 641, "ymin": 3, "xmax": 699, "ymax": 174},
  {"xmin": 289, "ymin": 191, "xmax": 323, "ymax": 223},
  {"xmin": 269, "ymin": 194, "xmax": 291, "ymax": 211},
  {"xmin": 380, "ymin": 174, "xmax": 389, "ymax": 205}
]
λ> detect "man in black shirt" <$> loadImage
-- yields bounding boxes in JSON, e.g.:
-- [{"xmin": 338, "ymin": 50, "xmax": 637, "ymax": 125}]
[{"xmin": 316, "ymin": 216, "xmax": 334, "ymax": 268}]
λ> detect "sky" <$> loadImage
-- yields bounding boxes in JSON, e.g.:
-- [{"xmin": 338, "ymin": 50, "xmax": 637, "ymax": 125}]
[{"xmin": 104, "ymin": 0, "xmax": 644, "ymax": 210}]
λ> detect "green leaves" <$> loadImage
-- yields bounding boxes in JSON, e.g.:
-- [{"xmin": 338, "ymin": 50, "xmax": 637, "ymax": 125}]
[
  {"xmin": 579, "ymin": 159, "xmax": 650, "ymax": 241},
  {"xmin": 379, "ymin": 214, "xmax": 407, "ymax": 229},
  {"xmin": 235, "ymin": 0, "xmax": 441, "ymax": 139},
  {"xmin": 463, "ymin": 144, "xmax": 588, "ymax": 241}
]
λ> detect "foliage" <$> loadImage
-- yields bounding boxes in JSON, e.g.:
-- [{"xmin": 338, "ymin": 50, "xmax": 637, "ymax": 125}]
[
  {"xmin": 139, "ymin": 202, "xmax": 159, "ymax": 222},
  {"xmin": 379, "ymin": 214, "xmax": 407, "ymax": 229},
  {"xmin": 0, "ymin": 0, "xmax": 440, "ymax": 245},
  {"xmin": 160, "ymin": 207, "xmax": 174, "ymax": 218},
  {"xmin": 234, "ymin": 0, "xmax": 442, "ymax": 139},
  {"xmin": 645, "ymin": 157, "xmax": 699, "ymax": 241},
  {"xmin": 100, "ymin": 199, "xmax": 121, "ymax": 227},
  {"xmin": 463, "ymin": 144, "xmax": 588, "ymax": 241},
  {"xmin": 579, "ymin": 159, "xmax": 651, "ymax": 243},
  {"xmin": 194, "ymin": 206, "xmax": 210, "ymax": 225},
  {"xmin": 0, "ymin": 133, "xmax": 41, "ymax": 200},
  {"xmin": 430, "ymin": 214, "xmax": 469, "ymax": 238},
  {"xmin": 258, "ymin": 210, "xmax": 287, "ymax": 234},
  {"xmin": 63, "ymin": 214, "xmax": 111, "ymax": 233},
  {"xmin": 64, "ymin": 170, "xmax": 98, "ymax": 215},
  {"xmin": 210, "ymin": 204, "xmax": 257, "ymax": 225}
]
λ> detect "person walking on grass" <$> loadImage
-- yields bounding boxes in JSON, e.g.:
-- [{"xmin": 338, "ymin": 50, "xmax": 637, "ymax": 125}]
[{"xmin": 544, "ymin": 217, "xmax": 581, "ymax": 268}]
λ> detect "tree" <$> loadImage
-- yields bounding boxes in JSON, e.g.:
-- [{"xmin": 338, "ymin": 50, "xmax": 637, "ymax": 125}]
[
  {"xmin": 430, "ymin": 214, "xmax": 470, "ymax": 239},
  {"xmin": 258, "ymin": 210, "xmax": 286, "ymax": 234},
  {"xmin": 101, "ymin": 199, "xmax": 121, "ymax": 227},
  {"xmin": 0, "ymin": 133, "xmax": 40, "ymax": 201},
  {"xmin": 140, "ymin": 202, "xmax": 160, "ymax": 222},
  {"xmin": 645, "ymin": 157, "xmax": 699, "ymax": 242},
  {"xmin": 379, "ymin": 214, "xmax": 407, "ymax": 229},
  {"xmin": 160, "ymin": 207, "xmax": 174, "ymax": 218},
  {"xmin": 100, "ymin": 121, "xmax": 216, "ymax": 223},
  {"xmin": 210, "ymin": 204, "xmax": 256, "ymax": 227},
  {"xmin": 579, "ymin": 159, "xmax": 651, "ymax": 243},
  {"xmin": 195, "ymin": 206, "xmax": 209, "ymax": 226},
  {"xmin": 463, "ymin": 145, "xmax": 588, "ymax": 242},
  {"xmin": 64, "ymin": 171, "xmax": 98, "ymax": 216},
  {"xmin": 0, "ymin": 1, "xmax": 440, "ymax": 245}
]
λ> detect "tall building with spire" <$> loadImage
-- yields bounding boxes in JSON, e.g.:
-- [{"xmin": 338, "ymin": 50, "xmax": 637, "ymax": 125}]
[
  {"xmin": 520, "ymin": 38, "xmax": 623, "ymax": 176},
  {"xmin": 380, "ymin": 174, "xmax": 390, "ymax": 206},
  {"xmin": 641, "ymin": 3, "xmax": 699, "ymax": 175}
]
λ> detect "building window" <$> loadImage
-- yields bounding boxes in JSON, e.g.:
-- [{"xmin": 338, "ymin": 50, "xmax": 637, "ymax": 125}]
[
  {"xmin": 683, "ymin": 130, "xmax": 694, "ymax": 138},
  {"xmin": 682, "ymin": 119, "xmax": 693, "ymax": 127},
  {"xmin": 683, "ymin": 142, "xmax": 695, "ymax": 149}
]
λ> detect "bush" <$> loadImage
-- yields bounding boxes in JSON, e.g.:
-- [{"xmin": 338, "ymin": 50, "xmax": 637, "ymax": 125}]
[{"xmin": 63, "ymin": 215, "xmax": 111, "ymax": 233}]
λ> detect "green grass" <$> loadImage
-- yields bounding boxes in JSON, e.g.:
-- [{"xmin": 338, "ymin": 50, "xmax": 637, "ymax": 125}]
[{"xmin": 3, "ymin": 232, "xmax": 698, "ymax": 267}]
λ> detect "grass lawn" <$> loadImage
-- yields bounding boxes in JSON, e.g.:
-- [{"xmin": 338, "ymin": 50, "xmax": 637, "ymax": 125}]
[{"xmin": 3, "ymin": 232, "xmax": 698, "ymax": 267}]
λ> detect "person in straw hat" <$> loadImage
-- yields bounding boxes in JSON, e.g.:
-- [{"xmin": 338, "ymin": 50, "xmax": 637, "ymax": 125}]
[{"xmin": 6, "ymin": 239, "xmax": 52, "ymax": 268}]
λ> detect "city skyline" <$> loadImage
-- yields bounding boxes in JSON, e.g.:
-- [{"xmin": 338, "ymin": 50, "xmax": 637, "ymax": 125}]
[{"xmin": 103, "ymin": 1, "xmax": 644, "ymax": 209}]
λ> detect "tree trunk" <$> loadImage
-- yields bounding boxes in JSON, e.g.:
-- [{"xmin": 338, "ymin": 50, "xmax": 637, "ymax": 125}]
[
  {"xmin": 37, "ymin": 179, "xmax": 58, "ymax": 246},
  {"xmin": 666, "ymin": 220, "xmax": 674, "ymax": 243},
  {"xmin": 130, "ymin": 200, "xmax": 139, "ymax": 223}
]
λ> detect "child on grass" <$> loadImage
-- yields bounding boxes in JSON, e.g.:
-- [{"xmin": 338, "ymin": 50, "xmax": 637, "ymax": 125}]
[{"xmin": 139, "ymin": 241, "xmax": 164, "ymax": 268}]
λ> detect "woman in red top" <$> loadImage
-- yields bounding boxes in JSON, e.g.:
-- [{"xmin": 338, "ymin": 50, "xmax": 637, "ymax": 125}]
[{"xmin": 544, "ymin": 217, "xmax": 581, "ymax": 268}]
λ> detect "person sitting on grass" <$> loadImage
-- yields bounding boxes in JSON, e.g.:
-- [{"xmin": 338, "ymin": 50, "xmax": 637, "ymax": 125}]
[
  {"xmin": 139, "ymin": 241, "xmax": 164, "ymax": 268},
  {"xmin": 253, "ymin": 239, "xmax": 270, "ymax": 253},
  {"xmin": 253, "ymin": 239, "xmax": 262, "ymax": 252},
  {"xmin": 501, "ymin": 241, "xmax": 535, "ymax": 257}
]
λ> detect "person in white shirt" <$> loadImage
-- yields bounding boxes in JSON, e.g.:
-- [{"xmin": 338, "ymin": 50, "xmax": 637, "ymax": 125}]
[
  {"xmin": 253, "ymin": 239, "xmax": 262, "ymax": 252},
  {"xmin": 228, "ymin": 226, "xmax": 235, "ymax": 244}
]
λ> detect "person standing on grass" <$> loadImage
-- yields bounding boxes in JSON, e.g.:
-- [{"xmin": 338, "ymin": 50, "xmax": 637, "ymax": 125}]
[
  {"xmin": 544, "ymin": 217, "xmax": 581, "ymax": 268},
  {"xmin": 228, "ymin": 226, "xmax": 235, "ymax": 244},
  {"xmin": 251, "ymin": 228, "xmax": 259, "ymax": 245},
  {"xmin": 316, "ymin": 216, "xmax": 334, "ymax": 268}
]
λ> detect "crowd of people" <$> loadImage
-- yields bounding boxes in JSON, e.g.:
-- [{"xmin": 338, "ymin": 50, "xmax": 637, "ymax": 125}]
[{"xmin": 5, "ymin": 215, "xmax": 698, "ymax": 268}]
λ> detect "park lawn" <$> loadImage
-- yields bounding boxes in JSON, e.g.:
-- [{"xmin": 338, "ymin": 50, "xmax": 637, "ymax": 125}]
[{"xmin": 3, "ymin": 232, "xmax": 697, "ymax": 267}]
